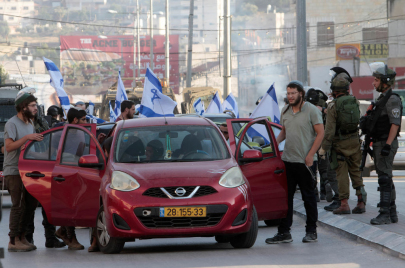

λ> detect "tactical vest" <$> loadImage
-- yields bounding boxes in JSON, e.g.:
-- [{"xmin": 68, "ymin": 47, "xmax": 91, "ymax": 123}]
[
  {"xmin": 371, "ymin": 90, "xmax": 402, "ymax": 140},
  {"xmin": 335, "ymin": 95, "xmax": 360, "ymax": 136}
]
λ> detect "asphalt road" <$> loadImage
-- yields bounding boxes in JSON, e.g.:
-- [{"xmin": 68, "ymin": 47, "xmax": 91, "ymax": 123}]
[{"xmin": 1, "ymin": 207, "xmax": 404, "ymax": 268}]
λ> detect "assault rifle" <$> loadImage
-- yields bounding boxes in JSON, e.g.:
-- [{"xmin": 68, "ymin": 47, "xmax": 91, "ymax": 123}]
[{"xmin": 359, "ymin": 106, "xmax": 374, "ymax": 171}]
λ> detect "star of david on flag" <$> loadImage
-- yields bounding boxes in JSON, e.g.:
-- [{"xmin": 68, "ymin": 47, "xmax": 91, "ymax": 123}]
[{"xmin": 193, "ymin": 98, "xmax": 205, "ymax": 116}]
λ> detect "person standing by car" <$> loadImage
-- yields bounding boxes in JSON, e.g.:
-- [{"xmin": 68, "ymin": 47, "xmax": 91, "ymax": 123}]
[
  {"xmin": 24, "ymin": 113, "xmax": 66, "ymax": 249},
  {"xmin": 319, "ymin": 70, "xmax": 366, "ymax": 215},
  {"xmin": 115, "ymin": 100, "xmax": 136, "ymax": 122},
  {"xmin": 365, "ymin": 63, "xmax": 402, "ymax": 225},
  {"xmin": 266, "ymin": 80, "xmax": 324, "ymax": 244},
  {"xmin": 4, "ymin": 92, "xmax": 44, "ymax": 252}
]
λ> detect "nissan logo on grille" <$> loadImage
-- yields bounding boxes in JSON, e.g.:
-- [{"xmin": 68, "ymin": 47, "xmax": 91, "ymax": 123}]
[{"xmin": 175, "ymin": 187, "xmax": 186, "ymax": 197}]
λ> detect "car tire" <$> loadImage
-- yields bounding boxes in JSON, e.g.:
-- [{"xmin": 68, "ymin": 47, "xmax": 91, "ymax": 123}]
[
  {"xmin": 264, "ymin": 219, "xmax": 281, "ymax": 227},
  {"xmin": 96, "ymin": 205, "xmax": 125, "ymax": 254},
  {"xmin": 215, "ymin": 235, "xmax": 231, "ymax": 243},
  {"xmin": 230, "ymin": 206, "xmax": 258, "ymax": 249},
  {"xmin": 362, "ymin": 167, "xmax": 371, "ymax": 177}
]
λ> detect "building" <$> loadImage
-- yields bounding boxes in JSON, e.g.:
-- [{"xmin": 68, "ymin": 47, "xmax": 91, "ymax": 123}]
[{"xmin": 0, "ymin": 0, "xmax": 35, "ymax": 30}]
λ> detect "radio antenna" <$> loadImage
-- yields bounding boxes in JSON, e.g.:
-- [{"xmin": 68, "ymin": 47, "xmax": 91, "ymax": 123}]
[{"xmin": 15, "ymin": 60, "xmax": 27, "ymax": 87}]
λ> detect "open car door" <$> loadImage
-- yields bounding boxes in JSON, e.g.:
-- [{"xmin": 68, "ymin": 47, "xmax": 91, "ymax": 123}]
[
  {"xmin": 227, "ymin": 117, "xmax": 288, "ymax": 221},
  {"xmin": 19, "ymin": 126, "xmax": 65, "ymax": 223},
  {"xmin": 51, "ymin": 124, "xmax": 106, "ymax": 227}
]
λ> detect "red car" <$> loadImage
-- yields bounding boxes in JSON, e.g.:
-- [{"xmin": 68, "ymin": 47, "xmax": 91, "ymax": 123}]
[{"xmin": 19, "ymin": 117, "xmax": 287, "ymax": 254}]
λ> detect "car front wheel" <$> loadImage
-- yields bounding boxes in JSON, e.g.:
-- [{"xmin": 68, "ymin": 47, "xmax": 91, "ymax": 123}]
[
  {"xmin": 230, "ymin": 206, "xmax": 258, "ymax": 248},
  {"xmin": 96, "ymin": 205, "xmax": 125, "ymax": 254}
]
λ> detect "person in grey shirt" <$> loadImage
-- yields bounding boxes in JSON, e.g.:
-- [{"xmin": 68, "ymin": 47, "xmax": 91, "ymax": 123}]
[
  {"xmin": 4, "ymin": 92, "xmax": 43, "ymax": 252},
  {"xmin": 266, "ymin": 80, "xmax": 324, "ymax": 244}
]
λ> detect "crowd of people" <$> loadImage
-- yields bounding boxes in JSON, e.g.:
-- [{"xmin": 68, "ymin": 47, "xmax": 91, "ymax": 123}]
[{"xmin": 1, "ymin": 62, "xmax": 401, "ymax": 251}]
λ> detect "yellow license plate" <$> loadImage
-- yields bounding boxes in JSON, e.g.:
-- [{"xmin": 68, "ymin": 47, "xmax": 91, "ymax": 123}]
[{"xmin": 160, "ymin": 207, "xmax": 206, "ymax": 217}]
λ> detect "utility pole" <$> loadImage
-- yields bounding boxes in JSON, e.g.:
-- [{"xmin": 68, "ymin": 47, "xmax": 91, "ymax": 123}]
[
  {"xmin": 186, "ymin": 0, "xmax": 194, "ymax": 87},
  {"xmin": 296, "ymin": 0, "xmax": 307, "ymax": 85},
  {"xmin": 150, "ymin": 0, "xmax": 154, "ymax": 70},
  {"xmin": 165, "ymin": 0, "xmax": 169, "ymax": 83},
  {"xmin": 137, "ymin": 0, "xmax": 141, "ymax": 78},
  {"xmin": 133, "ymin": 10, "xmax": 136, "ymax": 84},
  {"xmin": 223, "ymin": 0, "xmax": 231, "ymax": 100}
]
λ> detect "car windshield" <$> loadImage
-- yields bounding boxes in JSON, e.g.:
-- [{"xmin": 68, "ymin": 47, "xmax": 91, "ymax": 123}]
[
  {"xmin": 115, "ymin": 125, "xmax": 230, "ymax": 163},
  {"xmin": 204, "ymin": 116, "xmax": 230, "ymax": 124}
]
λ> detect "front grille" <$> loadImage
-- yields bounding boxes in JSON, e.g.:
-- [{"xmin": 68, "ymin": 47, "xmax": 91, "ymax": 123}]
[
  {"xmin": 134, "ymin": 205, "xmax": 227, "ymax": 228},
  {"xmin": 143, "ymin": 186, "xmax": 217, "ymax": 198}
]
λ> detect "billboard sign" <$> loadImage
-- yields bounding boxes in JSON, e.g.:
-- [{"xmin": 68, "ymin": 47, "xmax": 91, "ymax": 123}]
[
  {"xmin": 335, "ymin": 44, "xmax": 361, "ymax": 60},
  {"xmin": 60, "ymin": 35, "xmax": 180, "ymax": 95},
  {"xmin": 350, "ymin": 76, "xmax": 374, "ymax": 100},
  {"xmin": 360, "ymin": 43, "xmax": 388, "ymax": 59}
]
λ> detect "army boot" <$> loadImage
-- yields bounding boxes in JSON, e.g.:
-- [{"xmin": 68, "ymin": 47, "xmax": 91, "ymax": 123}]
[
  {"xmin": 352, "ymin": 194, "xmax": 366, "ymax": 214},
  {"xmin": 55, "ymin": 226, "xmax": 70, "ymax": 245},
  {"xmin": 8, "ymin": 237, "xmax": 33, "ymax": 252},
  {"xmin": 45, "ymin": 226, "xmax": 66, "ymax": 248},
  {"xmin": 325, "ymin": 183, "xmax": 333, "ymax": 203},
  {"xmin": 66, "ymin": 227, "xmax": 84, "ymax": 250},
  {"xmin": 324, "ymin": 200, "xmax": 340, "ymax": 211},
  {"xmin": 390, "ymin": 204, "xmax": 398, "ymax": 223},
  {"xmin": 333, "ymin": 199, "xmax": 351, "ymax": 214},
  {"xmin": 371, "ymin": 189, "xmax": 391, "ymax": 225}
]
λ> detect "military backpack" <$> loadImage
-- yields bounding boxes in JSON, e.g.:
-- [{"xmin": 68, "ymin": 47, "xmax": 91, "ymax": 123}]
[{"xmin": 335, "ymin": 95, "xmax": 360, "ymax": 136}]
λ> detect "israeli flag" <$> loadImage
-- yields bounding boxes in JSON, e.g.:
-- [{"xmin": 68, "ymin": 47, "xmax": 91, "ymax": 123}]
[
  {"xmin": 222, "ymin": 92, "xmax": 239, "ymax": 118},
  {"xmin": 139, "ymin": 68, "xmax": 177, "ymax": 117},
  {"xmin": 43, "ymin": 57, "xmax": 69, "ymax": 119},
  {"xmin": 109, "ymin": 101, "xmax": 117, "ymax": 122},
  {"xmin": 193, "ymin": 98, "xmax": 205, "ymax": 116},
  {"xmin": 86, "ymin": 114, "xmax": 105, "ymax": 124},
  {"xmin": 250, "ymin": 83, "xmax": 280, "ymax": 123},
  {"xmin": 247, "ymin": 83, "xmax": 280, "ymax": 145},
  {"xmin": 114, "ymin": 70, "xmax": 128, "ymax": 118},
  {"xmin": 205, "ymin": 91, "xmax": 223, "ymax": 114},
  {"xmin": 86, "ymin": 101, "xmax": 95, "ymax": 115}
]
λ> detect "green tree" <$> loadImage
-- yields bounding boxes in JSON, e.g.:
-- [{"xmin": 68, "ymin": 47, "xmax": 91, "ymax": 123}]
[
  {"xmin": 0, "ymin": 21, "xmax": 10, "ymax": 42},
  {"xmin": 240, "ymin": 3, "xmax": 258, "ymax": 16},
  {"xmin": 54, "ymin": 7, "xmax": 68, "ymax": 21},
  {"xmin": 0, "ymin": 65, "xmax": 9, "ymax": 85}
]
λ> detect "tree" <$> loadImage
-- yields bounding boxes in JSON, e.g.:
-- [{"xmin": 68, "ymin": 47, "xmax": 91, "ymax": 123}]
[
  {"xmin": 0, "ymin": 21, "xmax": 10, "ymax": 42},
  {"xmin": 0, "ymin": 65, "xmax": 9, "ymax": 85},
  {"xmin": 54, "ymin": 7, "xmax": 67, "ymax": 21},
  {"xmin": 240, "ymin": 3, "xmax": 258, "ymax": 16}
]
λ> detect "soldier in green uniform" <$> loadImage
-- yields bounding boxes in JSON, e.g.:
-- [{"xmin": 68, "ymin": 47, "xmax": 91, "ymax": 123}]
[
  {"xmin": 305, "ymin": 88, "xmax": 339, "ymax": 205},
  {"xmin": 320, "ymin": 68, "xmax": 366, "ymax": 214},
  {"xmin": 366, "ymin": 62, "xmax": 402, "ymax": 225}
]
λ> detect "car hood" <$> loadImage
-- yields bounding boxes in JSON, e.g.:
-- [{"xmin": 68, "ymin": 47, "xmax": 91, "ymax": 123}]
[{"xmin": 112, "ymin": 158, "xmax": 237, "ymax": 185}]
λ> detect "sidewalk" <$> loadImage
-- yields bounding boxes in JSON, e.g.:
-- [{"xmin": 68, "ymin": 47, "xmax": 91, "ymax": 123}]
[{"xmin": 294, "ymin": 197, "xmax": 405, "ymax": 260}]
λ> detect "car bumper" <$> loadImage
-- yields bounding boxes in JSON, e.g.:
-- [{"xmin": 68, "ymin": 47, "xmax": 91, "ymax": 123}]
[{"xmin": 102, "ymin": 185, "xmax": 252, "ymax": 239}]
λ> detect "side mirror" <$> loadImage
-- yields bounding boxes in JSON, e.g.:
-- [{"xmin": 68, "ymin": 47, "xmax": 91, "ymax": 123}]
[
  {"xmin": 78, "ymin": 155, "xmax": 103, "ymax": 168},
  {"xmin": 240, "ymin": 149, "xmax": 263, "ymax": 163}
]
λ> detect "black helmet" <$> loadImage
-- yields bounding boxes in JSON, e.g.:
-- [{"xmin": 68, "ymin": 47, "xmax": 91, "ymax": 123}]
[
  {"xmin": 47, "ymin": 105, "xmax": 60, "ymax": 117},
  {"xmin": 330, "ymin": 67, "xmax": 353, "ymax": 84}
]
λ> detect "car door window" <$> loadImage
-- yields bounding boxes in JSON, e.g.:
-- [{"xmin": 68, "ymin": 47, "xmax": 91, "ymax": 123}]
[
  {"xmin": 243, "ymin": 121, "xmax": 274, "ymax": 157},
  {"xmin": 60, "ymin": 127, "xmax": 91, "ymax": 166},
  {"xmin": 271, "ymin": 126, "xmax": 285, "ymax": 152},
  {"xmin": 24, "ymin": 129, "xmax": 63, "ymax": 160}
]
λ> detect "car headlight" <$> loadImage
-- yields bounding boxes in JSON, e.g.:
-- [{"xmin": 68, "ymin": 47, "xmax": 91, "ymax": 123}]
[
  {"xmin": 110, "ymin": 171, "xmax": 140, "ymax": 191},
  {"xmin": 219, "ymin": 167, "xmax": 245, "ymax": 188}
]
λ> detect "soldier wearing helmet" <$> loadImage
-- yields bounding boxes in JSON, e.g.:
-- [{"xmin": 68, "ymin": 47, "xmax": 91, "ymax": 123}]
[
  {"xmin": 47, "ymin": 105, "xmax": 61, "ymax": 127},
  {"xmin": 319, "ymin": 67, "xmax": 366, "ymax": 215},
  {"xmin": 366, "ymin": 62, "xmax": 402, "ymax": 225}
]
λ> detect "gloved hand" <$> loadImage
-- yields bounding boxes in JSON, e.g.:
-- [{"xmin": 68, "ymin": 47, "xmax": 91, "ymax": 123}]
[
  {"xmin": 318, "ymin": 147, "xmax": 326, "ymax": 160},
  {"xmin": 381, "ymin": 144, "xmax": 391, "ymax": 157}
]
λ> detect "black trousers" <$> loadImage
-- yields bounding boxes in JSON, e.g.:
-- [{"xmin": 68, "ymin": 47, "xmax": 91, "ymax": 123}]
[{"xmin": 278, "ymin": 161, "xmax": 318, "ymax": 234}]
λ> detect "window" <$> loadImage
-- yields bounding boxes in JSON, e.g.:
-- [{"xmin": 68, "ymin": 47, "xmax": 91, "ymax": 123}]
[
  {"xmin": 23, "ymin": 6, "xmax": 29, "ymax": 10},
  {"xmin": 11, "ymin": 6, "xmax": 16, "ymax": 10},
  {"xmin": 60, "ymin": 128, "xmax": 91, "ymax": 166},
  {"xmin": 362, "ymin": 27, "xmax": 388, "ymax": 44},
  {"xmin": 317, "ymin": 22, "xmax": 334, "ymax": 46},
  {"xmin": 115, "ymin": 125, "xmax": 230, "ymax": 163},
  {"xmin": 8, "ymin": 17, "xmax": 14, "ymax": 20},
  {"xmin": 24, "ymin": 130, "xmax": 63, "ymax": 161},
  {"xmin": 205, "ymin": 47, "xmax": 210, "ymax": 52},
  {"xmin": 0, "ymin": 7, "xmax": 3, "ymax": 10}
]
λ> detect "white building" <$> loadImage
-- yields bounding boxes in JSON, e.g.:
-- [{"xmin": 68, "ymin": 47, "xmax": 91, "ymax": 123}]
[{"xmin": 0, "ymin": 0, "xmax": 35, "ymax": 29}]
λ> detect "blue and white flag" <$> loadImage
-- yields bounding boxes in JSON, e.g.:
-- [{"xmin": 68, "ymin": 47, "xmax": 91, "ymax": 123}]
[
  {"xmin": 193, "ymin": 98, "xmax": 205, "ymax": 116},
  {"xmin": 86, "ymin": 114, "xmax": 106, "ymax": 124},
  {"xmin": 222, "ymin": 92, "xmax": 239, "ymax": 118},
  {"xmin": 205, "ymin": 91, "xmax": 223, "ymax": 114},
  {"xmin": 43, "ymin": 57, "xmax": 69, "ymax": 119},
  {"xmin": 86, "ymin": 101, "xmax": 95, "ymax": 115},
  {"xmin": 114, "ymin": 70, "xmax": 128, "ymax": 118},
  {"xmin": 250, "ymin": 83, "xmax": 280, "ymax": 124},
  {"xmin": 109, "ymin": 101, "xmax": 117, "ymax": 122},
  {"xmin": 139, "ymin": 68, "xmax": 177, "ymax": 117}
]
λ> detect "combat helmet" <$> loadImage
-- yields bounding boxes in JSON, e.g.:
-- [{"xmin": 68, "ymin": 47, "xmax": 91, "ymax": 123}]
[
  {"xmin": 370, "ymin": 62, "xmax": 396, "ymax": 92},
  {"xmin": 330, "ymin": 67, "xmax": 352, "ymax": 94},
  {"xmin": 305, "ymin": 87, "xmax": 328, "ymax": 107}
]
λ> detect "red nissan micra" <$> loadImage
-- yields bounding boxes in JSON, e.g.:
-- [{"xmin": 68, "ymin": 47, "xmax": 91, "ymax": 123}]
[{"xmin": 19, "ymin": 116, "xmax": 287, "ymax": 253}]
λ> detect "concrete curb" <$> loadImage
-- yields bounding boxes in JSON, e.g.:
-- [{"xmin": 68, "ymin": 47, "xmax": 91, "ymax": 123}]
[{"xmin": 293, "ymin": 198, "xmax": 405, "ymax": 260}]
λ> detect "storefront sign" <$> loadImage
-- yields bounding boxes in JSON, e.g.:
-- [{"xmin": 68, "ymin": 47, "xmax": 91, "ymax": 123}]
[{"xmin": 336, "ymin": 44, "xmax": 360, "ymax": 60}]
